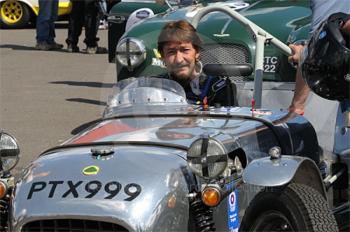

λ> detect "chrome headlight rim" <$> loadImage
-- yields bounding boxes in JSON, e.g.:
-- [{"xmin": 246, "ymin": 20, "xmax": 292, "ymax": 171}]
[
  {"xmin": 116, "ymin": 37, "xmax": 146, "ymax": 70},
  {"xmin": 0, "ymin": 132, "xmax": 20, "ymax": 172},
  {"xmin": 187, "ymin": 137, "xmax": 228, "ymax": 179}
]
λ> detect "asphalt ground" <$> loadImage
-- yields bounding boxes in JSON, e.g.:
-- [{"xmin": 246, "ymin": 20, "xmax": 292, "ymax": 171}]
[{"xmin": 0, "ymin": 23, "xmax": 115, "ymax": 177}]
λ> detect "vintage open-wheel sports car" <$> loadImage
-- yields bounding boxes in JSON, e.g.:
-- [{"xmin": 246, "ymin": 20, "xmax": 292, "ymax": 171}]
[{"xmin": 0, "ymin": 2, "xmax": 349, "ymax": 232}]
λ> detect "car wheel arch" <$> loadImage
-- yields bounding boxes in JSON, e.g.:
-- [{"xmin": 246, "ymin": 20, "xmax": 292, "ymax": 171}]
[
  {"xmin": 289, "ymin": 158, "xmax": 326, "ymax": 199},
  {"xmin": 242, "ymin": 156, "xmax": 326, "ymax": 199}
]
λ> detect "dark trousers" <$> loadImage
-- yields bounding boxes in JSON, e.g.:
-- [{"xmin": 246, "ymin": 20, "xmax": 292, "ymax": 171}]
[
  {"xmin": 36, "ymin": 0, "xmax": 58, "ymax": 43},
  {"xmin": 66, "ymin": 0, "xmax": 99, "ymax": 47}
]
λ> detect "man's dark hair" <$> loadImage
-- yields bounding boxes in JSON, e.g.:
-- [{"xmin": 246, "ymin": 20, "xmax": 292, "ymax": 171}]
[{"xmin": 157, "ymin": 20, "xmax": 202, "ymax": 56}]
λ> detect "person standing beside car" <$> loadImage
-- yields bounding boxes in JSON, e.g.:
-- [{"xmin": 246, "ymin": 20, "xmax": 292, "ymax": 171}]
[
  {"xmin": 35, "ymin": 0, "xmax": 63, "ymax": 50},
  {"xmin": 157, "ymin": 20, "xmax": 236, "ymax": 107},
  {"xmin": 288, "ymin": 0, "xmax": 350, "ymax": 114},
  {"xmin": 65, "ymin": 0, "xmax": 107, "ymax": 54}
]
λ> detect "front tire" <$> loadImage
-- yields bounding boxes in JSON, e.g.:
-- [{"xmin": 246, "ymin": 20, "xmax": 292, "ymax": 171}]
[
  {"xmin": 240, "ymin": 183, "xmax": 338, "ymax": 232},
  {"xmin": 0, "ymin": 1, "xmax": 31, "ymax": 28}
]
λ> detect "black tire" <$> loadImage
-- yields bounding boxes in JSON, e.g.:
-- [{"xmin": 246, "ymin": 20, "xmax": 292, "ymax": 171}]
[
  {"xmin": 0, "ymin": 1, "xmax": 31, "ymax": 29},
  {"xmin": 240, "ymin": 183, "xmax": 338, "ymax": 232}
]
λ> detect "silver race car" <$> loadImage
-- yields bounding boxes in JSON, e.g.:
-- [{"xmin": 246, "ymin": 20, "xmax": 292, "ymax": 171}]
[{"xmin": 0, "ymin": 4, "xmax": 348, "ymax": 232}]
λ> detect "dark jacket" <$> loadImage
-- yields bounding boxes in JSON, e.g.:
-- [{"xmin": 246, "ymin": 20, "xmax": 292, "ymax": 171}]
[{"xmin": 158, "ymin": 73, "xmax": 237, "ymax": 107}]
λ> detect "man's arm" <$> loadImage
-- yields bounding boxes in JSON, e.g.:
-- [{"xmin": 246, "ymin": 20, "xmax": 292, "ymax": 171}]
[
  {"xmin": 289, "ymin": 65, "xmax": 310, "ymax": 114},
  {"xmin": 288, "ymin": 44, "xmax": 308, "ymax": 114}
]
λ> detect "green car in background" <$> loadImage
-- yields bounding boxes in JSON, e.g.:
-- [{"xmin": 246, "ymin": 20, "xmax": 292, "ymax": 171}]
[
  {"xmin": 108, "ymin": 0, "xmax": 169, "ymax": 62},
  {"xmin": 108, "ymin": 0, "xmax": 311, "ymax": 83},
  {"xmin": 108, "ymin": 0, "xmax": 342, "ymax": 156}
]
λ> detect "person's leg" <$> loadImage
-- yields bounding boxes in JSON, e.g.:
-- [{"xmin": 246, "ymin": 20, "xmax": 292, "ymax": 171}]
[
  {"xmin": 47, "ymin": 0, "xmax": 57, "ymax": 44},
  {"xmin": 47, "ymin": 0, "xmax": 63, "ymax": 49},
  {"xmin": 84, "ymin": 0, "xmax": 99, "ymax": 48},
  {"xmin": 66, "ymin": 0, "xmax": 84, "ymax": 51},
  {"xmin": 36, "ymin": 0, "xmax": 51, "ymax": 44},
  {"xmin": 84, "ymin": 0, "xmax": 107, "ymax": 54}
]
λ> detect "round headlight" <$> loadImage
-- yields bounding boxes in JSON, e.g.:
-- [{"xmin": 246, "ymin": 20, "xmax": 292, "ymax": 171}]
[
  {"xmin": 187, "ymin": 137, "xmax": 228, "ymax": 179},
  {"xmin": 116, "ymin": 38, "xmax": 146, "ymax": 70},
  {"xmin": 0, "ymin": 132, "xmax": 20, "ymax": 172}
]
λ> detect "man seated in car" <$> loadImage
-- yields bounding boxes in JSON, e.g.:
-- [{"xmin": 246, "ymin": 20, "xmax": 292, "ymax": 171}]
[{"xmin": 157, "ymin": 20, "xmax": 236, "ymax": 107}]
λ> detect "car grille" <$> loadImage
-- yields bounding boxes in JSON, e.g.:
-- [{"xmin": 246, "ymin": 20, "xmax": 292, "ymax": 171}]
[
  {"xmin": 21, "ymin": 219, "xmax": 128, "ymax": 232},
  {"xmin": 201, "ymin": 43, "xmax": 250, "ymax": 81}
]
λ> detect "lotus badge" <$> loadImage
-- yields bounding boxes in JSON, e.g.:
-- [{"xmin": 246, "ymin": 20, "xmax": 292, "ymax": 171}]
[{"xmin": 83, "ymin": 165, "xmax": 100, "ymax": 175}]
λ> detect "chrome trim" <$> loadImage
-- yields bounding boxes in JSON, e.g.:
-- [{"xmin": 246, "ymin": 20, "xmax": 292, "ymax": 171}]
[{"xmin": 116, "ymin": 38, "xmax": 146, "ymax": 70}]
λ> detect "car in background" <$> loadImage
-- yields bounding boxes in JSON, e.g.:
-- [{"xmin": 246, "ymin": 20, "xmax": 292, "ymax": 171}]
[
  {"xmin": 110, "ymin": 0, "xmax": 342, "ymax": 157},
  {"xmin": 0, "ymin": 0, "xmax": 71, "ymax": 28},
  {"xmin": 109, "ymin": 0, "xmax": 311, "ymax": 83},
  {"xmin": 108, "ymin": 0, "xmax": 170, "ymax": 62}
]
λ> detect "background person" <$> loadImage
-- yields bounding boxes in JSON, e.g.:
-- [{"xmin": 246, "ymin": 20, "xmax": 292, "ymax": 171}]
[
  {"xmin": 35, "ymin": 0, "xmax": 63, "ymax": 50},
  {"xmin": 300, "ymin": 12, "xmax": 349, "ymax": 179},
  {"xmin": 157, "ymin": 20, "xmax": 236, "ymax": 107},
  {"xmin": 300, "ymin": 13, "xmax": 349, "ymax": 101},
  {"xmin": 288, "ymin": 0, "xmax": 350, "ymax": 114},
  {"xmin": 66, "ymin": 0, "xmax": 107, "ymax": 54}
]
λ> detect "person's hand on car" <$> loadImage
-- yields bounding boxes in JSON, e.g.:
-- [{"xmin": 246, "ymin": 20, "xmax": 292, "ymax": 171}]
[{"xmin": 288, "ymin": 44, "xmax": 304, "ymax": 65}]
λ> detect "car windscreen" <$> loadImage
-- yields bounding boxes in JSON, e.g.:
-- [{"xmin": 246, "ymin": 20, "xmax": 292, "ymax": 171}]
[{"xmin": 106, "ymin": 77, "xmax": 188, "ymax": 109}]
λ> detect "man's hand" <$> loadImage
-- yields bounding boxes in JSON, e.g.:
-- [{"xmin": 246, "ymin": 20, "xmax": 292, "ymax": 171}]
[
  {"xmin": 288, "ymin": 102, "xmax": 305, "ymax": 115},
  {"xmin": 288, "ymin": 44, "xmax": 304, "ymax": 65}
]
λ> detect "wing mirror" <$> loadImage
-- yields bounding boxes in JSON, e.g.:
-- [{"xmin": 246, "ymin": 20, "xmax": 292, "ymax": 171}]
[{"xmin": 0, "ymin": 132, "xmax": 20, "ymax": 173}]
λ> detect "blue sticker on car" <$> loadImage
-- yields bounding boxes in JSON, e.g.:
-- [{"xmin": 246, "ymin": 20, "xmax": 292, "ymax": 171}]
[{"xmin": 227, "ymin": 188, "xmax": 239, "ymax": 232}]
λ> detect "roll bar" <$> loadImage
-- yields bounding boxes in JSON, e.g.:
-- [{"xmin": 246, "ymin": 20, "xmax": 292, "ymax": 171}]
[{"xmin": 191, "ymin": 5, "xmax": 292, "ymax": 108}]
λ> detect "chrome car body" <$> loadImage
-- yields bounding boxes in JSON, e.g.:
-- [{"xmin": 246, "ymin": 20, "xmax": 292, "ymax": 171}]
[
  {"xmin": 9, "ymin": 78, "xmax": 324, "ymax": 231},
  {"xmin": 1, "ymin": 3, "xmax": 348, "ymax": 232}
]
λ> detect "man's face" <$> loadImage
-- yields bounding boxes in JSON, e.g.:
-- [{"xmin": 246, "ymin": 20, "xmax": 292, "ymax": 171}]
[{"xmin": 162, "ymin": 41, "xmax": 200, "ymax": 84}]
